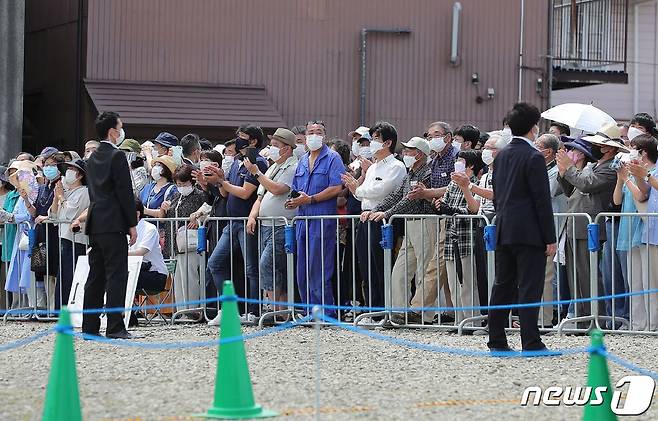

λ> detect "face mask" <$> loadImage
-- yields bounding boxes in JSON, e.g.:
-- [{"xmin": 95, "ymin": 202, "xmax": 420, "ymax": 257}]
[
  {"xmin": 454, "ymin": 160, "xmax": 466, "ymax": 174},
  {"xmin": 370, "ymin": 140, "xmax": 384, "ymax": 154},
  {"xmin": 590, "ymin": 144, "xmax": 603, "ymax": 160},
  {"xmin": 64, "ymin": 169, "xmax": 78, "ymax": 186},
  {"xmin": 200, "ymin": 160, "xmax": 213, "ymax": 171},
  {"xmin": 429, "ymin": 137, "xmax": 446, "ymax": 153},
  {"xmin": 481, "ymin": 149, "xmax": 495, "ymax": 165},
  {"xmin": 500, "ymin": 127, "xmax": 513, "ymax": 148},
  {"xmin": 352, "ymin": 142, "xmax": 360, "ymax": 157},
  {"xmin": 269, "ymin": 146, "xmax": 281, "ymax": 161},
  {"xmin": 236, "ymin": 137, "xmax": 250, "ymax": 151},
  {"xmin": 566, "ymin": 150, "xmax": 583, "ymax": 163},
  {"xmin": 151, "ymin": 149, "xmax": 160, "ymax": 158},
  {"xmin": 306, "ymin": 134, "xmax": 323, "ymax": 151},
  {"xmin": 403, "ymin": 155, "xmax": 417, "ymax": 168},
  {"xmin": 454, "ymin": 142, "xmax": 462, "ymax": 152},
  {"xmin": 43, "ymin": 165, "xmax": 59, "ymax": 181},
  {"xmin": 178, "ymin": 185, "xmax": 194, "ymax": 197},
  {"xmin": 293, "ymin": 146, "xmax": 306, "ymax": 158},
  {"xmin": 151, "ymin": 165, "xmax": 163, "ymax": 181},
  {"xmin": 114, "ymin": 128, "xmax": 125, "ymax": 146},
  {"xmin": 628, "ymin": 127, "xmax": 644, "ymax": 141},
  {"xmin": 359, "ymin": 146, "xmax": 373, "ymax": 159},
  {"xmin": 222, "ymin": 155, "xmax": 234, "ymax": 173}
]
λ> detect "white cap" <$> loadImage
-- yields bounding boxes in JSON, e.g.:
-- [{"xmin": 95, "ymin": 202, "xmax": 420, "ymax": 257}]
[
  {"xmin": 348, "ymin": 126, "xmax": 370, "ymax": 138},
  {"xmin": 213, "ymin": 144, "xmax": 226, "ymax": 154},
  {"xmin": 401, "ymin": 137, "xmax": 431, "ymax": 157}
]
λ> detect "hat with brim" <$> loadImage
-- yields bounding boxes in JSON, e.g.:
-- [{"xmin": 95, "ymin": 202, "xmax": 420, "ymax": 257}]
[
  {"xmin": 57, "ymin": 159, "xmax": 86, "ymax": 175},
  {"xmin": 563, "ymin": 137, "xmax": 595, "ymax": 161},
  {"xmin": 582, "ymin": 122, "xmax": 630, "ymax": 153},
  {"xmin": 348, "ymin": 126, "xmax": 370, "ymax": 138},
  {"xmin": 153, "ymin": 132, "xmax": 179, "ymax": 149},
  {"xmin": 7, "ymin": 159, "xmax": 37, "ymax": 174},
  {"xmin": 401, "ymin": 136, "xmax": 431, "ymax": 156},
  {"xmin": 119, "ymin": 139, "xmax": 142, "ymax": 153},
  {"xmin": 153, "ymin": 155, "xmax": 178, "ymax": 175},
  {"xmin": 267, "ymin": 128, "xmax": 297, "ymax": 147}
]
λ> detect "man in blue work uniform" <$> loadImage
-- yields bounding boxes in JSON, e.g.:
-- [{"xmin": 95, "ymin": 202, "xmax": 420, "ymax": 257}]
[{"xmin": 286, "ymin": 121, "xmax": 345, "ymax": 316}]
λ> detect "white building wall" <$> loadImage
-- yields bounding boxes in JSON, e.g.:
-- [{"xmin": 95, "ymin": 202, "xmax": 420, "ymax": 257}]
[{"xmin": 551, "ymin": 0, "xmax": 658, "ymax": 122}]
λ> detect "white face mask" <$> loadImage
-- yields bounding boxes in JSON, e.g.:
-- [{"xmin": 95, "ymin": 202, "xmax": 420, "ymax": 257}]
[
  {"xmin": 200, "ymin": 160, "xmax": 213, "ymax": 171},
  {"xmin": 628, "ymin": 127, "xmax": 644, "ymax": 141},
  {"xmin": 454, "ymin": 141, "xmax": 462, "ymax": 152},
  {"xmin": 178, "ymin": 185, "xmax": 194, "ymax": 197},
  {"xmin": 114, "ymin": 128, "xmax": 125, "ymax": 145},
  {"xmin": 222, "ymin": 155, "xmax": 234, "ymax": 173},
  {"xmin": 454, "ymin": 160, "xmax": 466, "ymax": 173},
  {"xmin": 429, "ymin": 137, "xmax": 446, "ymax": 153},
  {"xmin": 359, "ymin": 146, "xmax": 373, "ymax": 159},
  {"xmin": 151, "ymin": 165, "xmax": 163, "ymax": 181},
  {"xmin": 481, "ymin": 149, "xmax": 495, "ymax": 165},
  {"xmin": 269, "ymin": 146, "xmax": 281, "ymax": 161},
  {"xmin": 306, "ymin": 134, "xmax": 324, "ymax": 151},
  {"xmin": 151, "ymin": 149, "xmax": 159, "ymax": 158},
  {"xmin": 64, "ymin": 169, "xmax": 78, "ymax": 186},
  {"xmin": 370, "ymin": 140, "xmax": 384, "ymax": 154},
  {"xmin": 293, "ymin": 146, "xmax": 306, "ymax": 158},
  {"xmin": 403, "ymin": 155, "xmax": 417, "ymax": 168},
  {"xmin": 501, "ymin": 127, "xmax": 513, "ymax": 146},
  {"xmin": 629, "ymin": 149, "xmax": 640, "ymax": 161},
  {"xmin": 351, "ymin": 142, "xmax": 360, "ymax": 157}
]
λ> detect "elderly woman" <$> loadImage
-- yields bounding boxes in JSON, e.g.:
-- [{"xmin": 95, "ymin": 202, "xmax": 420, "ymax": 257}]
[
  {"xmin": 158, "ymin": 164, "xmax": 206, "ymax": 317},
  {"xmin": 434, "ymin": 150, "xmax": 485, "ymax": 324},
  {"xmin": 47, "ymin": 159, "xmax": 89, "ymax": 309}
]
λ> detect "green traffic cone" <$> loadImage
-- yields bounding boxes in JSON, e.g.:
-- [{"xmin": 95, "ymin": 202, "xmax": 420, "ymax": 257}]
[
  {"xmin": 42, "ymin": 307, "xmax": 82, "ymax": 421},
  {"xmin": 195, "ymin": 281, "xmax": 277, "ymax": 419},
  {"xmin": 583, "ymin": 329, "xmax": 617, "ymax": 421}
]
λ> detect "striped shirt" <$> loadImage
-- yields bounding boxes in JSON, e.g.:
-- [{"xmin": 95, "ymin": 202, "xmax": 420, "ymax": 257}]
[{"xmin": 373, "ymin": 163, "xmax": 434, "ymax": 219}]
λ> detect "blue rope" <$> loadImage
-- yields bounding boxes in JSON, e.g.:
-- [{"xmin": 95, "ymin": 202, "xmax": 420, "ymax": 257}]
[
  {"xmin": 317, "ymin": 314, "xmax": 590, "ymax": 358},
  {"xmin": 56, "ymin": 315, "xmax": 312, "ymax": 349},
  {"xmin": 0, "ymin": 328, "xmax": 55, "ymax": 352},
  {"xmin": 596, "ymin": 349, "xmax": 658, "ymax": 381},
  {"xmin": 4, "ymin": 287, "xmax": 658, "ymax": 320}
]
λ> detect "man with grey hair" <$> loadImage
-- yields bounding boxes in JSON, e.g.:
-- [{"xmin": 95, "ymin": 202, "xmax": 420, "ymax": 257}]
[{"xmin": 536, "ymin": 133, "xmax": 565, "ymax": 327}]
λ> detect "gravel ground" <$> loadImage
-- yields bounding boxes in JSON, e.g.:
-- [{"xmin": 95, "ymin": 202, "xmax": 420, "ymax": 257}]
[{"xmin": 1, "ymin": 321, "xmax": 658, "ymax": 421}]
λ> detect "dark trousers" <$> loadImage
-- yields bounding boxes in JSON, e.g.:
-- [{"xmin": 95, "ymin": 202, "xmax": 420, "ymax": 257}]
[
  {"xmin": 356, "ymin": 220, "xmax": 385, "ymax": 307},
  {"xmin": 56, "ymin": 239, "xmax": 87, "ymax": 310},
  {"xmin": 83, "ymin": 233, "xmax": 129, "ymax": 335},
  {"xmin": 136, "ymin": 268, "xmax": 167, "ymax": 292},
  {"xmin": 488, "ymin": 245, "xmax": 546, "ymax": 351},
  {"xmin": 474, "ymin": 225, "xmax": 489, "ymax": 316}
]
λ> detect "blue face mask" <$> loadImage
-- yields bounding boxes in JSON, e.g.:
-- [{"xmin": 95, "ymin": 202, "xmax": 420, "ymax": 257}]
[
  {"xmin": 43, "ymin": 165, "xmax": 60, "ymax": 181},
  {"xmin": 235, "ymin": 137, "xmax": 250, "ymax": 151}
]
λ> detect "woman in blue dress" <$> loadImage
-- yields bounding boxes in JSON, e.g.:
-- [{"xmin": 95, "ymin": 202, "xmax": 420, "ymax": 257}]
[{"xmin": 139, "ymin": 156, "xmax": 178, "ymax": 218}]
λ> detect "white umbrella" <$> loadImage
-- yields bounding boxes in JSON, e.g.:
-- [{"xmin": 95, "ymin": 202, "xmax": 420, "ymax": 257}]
[{"xmin": 541, "ymin": 103, "xmax": 616, "ymax": 134}]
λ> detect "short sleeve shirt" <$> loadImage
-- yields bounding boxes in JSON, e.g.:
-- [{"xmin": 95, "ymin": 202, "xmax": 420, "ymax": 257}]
[
  {"xmin": 131, "ymin": 219, "xmax": 168, "ymax": 275},
  {"xmin": 226, "ymin": 155, "xmax": 269, "ymax": 217}
]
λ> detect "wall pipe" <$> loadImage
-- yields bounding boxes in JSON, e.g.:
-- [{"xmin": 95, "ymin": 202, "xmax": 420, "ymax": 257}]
[
  {"xmin": 518, "ymin": 0, "xmax": 525, "ymax": 102},
  {"xmin": 359, "ymin": 28, "xmax": 411, "ymax": 126}
]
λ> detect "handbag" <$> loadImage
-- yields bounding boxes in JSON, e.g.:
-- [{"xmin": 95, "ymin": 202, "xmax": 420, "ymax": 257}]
[
  {"xmin": 174, "ymin": 199, "xmax": 198, "ymax": 253},
  {"xmin": 30, "ymin": 242, "xmax": 47, "ymax": 273},
  {"xmin": 18, "ymin": 233, "xmax": 29, "ymax": 251}
]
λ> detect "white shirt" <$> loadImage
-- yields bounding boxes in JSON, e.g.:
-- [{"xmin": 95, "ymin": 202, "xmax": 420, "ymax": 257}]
[
  {"xmin": 354, "ymin": 154, "xmax": 407, "ymax": 211},
  {"xmin": 130, "ymin": 219, "xmax": 168, "ymax": 276},
  {"xmin": 51, "ymin": 186, "xmax": 90, "ymax": 244}
]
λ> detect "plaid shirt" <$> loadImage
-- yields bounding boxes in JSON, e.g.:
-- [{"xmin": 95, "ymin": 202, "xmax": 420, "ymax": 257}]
[
  {"xmin": 373, "ymin": 162, "xmax": 434, "ymax": 219},
  {"xmin": 440, "ymin": 179, "xmax": 478, "ymax": 260},
  {"xmin": 430, "ymin": 145, "xmax": 459, "ymax": 188}
]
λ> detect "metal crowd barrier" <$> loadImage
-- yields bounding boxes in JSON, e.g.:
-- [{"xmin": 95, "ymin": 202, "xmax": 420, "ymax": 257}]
[{"xmin": 6, "ymin": 212, "xmax": 658, "ymax": 338}]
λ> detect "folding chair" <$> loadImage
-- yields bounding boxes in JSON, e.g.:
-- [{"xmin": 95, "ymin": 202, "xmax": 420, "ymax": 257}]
[{"xmin": 134, "ymin": 259, "xmax": 177, "ymax": 325}]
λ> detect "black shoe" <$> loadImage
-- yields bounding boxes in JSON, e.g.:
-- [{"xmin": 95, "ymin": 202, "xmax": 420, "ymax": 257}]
[{"xmin": 106, "ymin": 330, "xmax": 133, "ymax": 340}]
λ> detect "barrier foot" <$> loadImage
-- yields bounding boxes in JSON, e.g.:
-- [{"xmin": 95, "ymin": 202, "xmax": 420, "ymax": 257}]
[
  {"xmin": 42, "ymin": 307, "xmax": 82, "ymax": 421},
  {"xmin": 257, "ymin": 309, "xmax": 295, "ymax": 329},
  {"xmin": 171, "ymin": 307, "xmax": 205, "ymax": 325},
  {"xmin": 457, "ymin": 315, "xmax": 488, "ymax": 335},
  {"xmin": 194, "ymin": 281, "xmax": 277, "ymax": 419},
  {"xmin": 354, "ymin": 311, "xmax": 391, "ymax": 328},
  {"xmin": 556, "ymin": 316, "xmax": 596, "ymax": 336},
  {"xmin": 583, "ymin": 330, "xmax": 617, "ymax": 421},
  {"xmin": 595, "ymin": 315, "xmax": 630, "ymax": 331}
]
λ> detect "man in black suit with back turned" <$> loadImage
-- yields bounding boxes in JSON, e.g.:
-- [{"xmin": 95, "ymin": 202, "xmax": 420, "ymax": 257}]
[
  {"xmin": 82, "ymin": 112, "xmax": 138, "ymax": 339},
  {"xmin": 488, "ymin": 103, "xmax": 557, "ymax": 352}
]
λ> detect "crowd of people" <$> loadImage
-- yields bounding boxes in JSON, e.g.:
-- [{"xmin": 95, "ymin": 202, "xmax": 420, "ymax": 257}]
[{"xmin": 2, "ymin": 104, "xmax": 658, "ymax": 334}]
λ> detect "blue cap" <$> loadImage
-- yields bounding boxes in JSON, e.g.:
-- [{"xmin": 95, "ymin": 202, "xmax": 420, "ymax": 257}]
[
  {"xmin": 563, "ymin": 136, "xmax": 594, "ymax": 161},
  {"xmin": 153, "ymin": 132, "xmax": 179, "ymax": 149},
  {"xmin": 39, "ymin": 147, "xmax": 60, "ymax": 160}
]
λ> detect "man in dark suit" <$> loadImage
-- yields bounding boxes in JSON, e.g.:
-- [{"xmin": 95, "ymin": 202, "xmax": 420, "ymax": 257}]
[
  {"xmin": 82, "ymin": 111, "xmax": 137, "ymax": 339},
  {"xmin": 488, "ymin": 103, "xmax": 557, "ymax": 352}
]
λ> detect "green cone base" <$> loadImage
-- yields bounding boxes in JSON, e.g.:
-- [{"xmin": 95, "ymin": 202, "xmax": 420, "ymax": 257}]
[{"xmin": 194, "ymin": 405, "xmax": 277, "ymax": 419}]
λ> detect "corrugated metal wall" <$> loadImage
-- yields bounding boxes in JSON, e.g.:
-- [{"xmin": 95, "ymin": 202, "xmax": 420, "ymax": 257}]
[{"xmin": 86, "ymin": 0, "xmax": 549, "ymax": 141}]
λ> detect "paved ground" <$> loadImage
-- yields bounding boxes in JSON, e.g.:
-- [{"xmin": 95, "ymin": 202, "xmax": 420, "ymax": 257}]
[{"xmin": 1, "ymin": 321, "xmax": 658, "ymax": 420}]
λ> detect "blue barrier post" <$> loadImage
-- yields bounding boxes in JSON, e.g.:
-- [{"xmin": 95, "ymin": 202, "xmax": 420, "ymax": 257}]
[
  {"xmin": 587, "ymin": 223, "xmax": 599, "ymax": 252},
  {"xmin": 196, "ymin": 226, "xmax": 207, "ymax": 254},
  {"xmin": 27, "ymin": 228, "xmax": 37, "ymax": 257},
  {"xmin": 484, "ymin": 224, "xmax": 496, "ymax": 252},
  {"xmin": 380, "ymin": 224, "xmax": 394, "ymax": 250},
  {"xmin": 284, "ymin": 225, "xmax": 295, "ymax": 254}
]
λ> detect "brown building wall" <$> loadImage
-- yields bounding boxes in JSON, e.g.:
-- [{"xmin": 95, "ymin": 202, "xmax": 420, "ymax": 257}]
[{"xmin": 85, "ymin": 0, "xmax": 550, "ymax": 142}]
